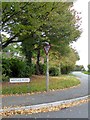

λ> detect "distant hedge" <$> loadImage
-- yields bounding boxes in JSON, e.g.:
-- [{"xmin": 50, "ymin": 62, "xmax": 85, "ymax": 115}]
[{"xmin": 61, "ymin": 64, "xmax": 73, "ymax": 74}]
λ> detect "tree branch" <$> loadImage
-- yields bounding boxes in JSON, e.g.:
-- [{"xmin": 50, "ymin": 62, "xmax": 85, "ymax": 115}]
[{"xmin": 2, "ymin": 33, "xmax": 19, "ymax": 49}]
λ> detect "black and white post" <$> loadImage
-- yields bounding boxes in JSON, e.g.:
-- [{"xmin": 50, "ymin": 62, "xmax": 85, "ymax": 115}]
[{"xmin": 44, "ymin": 42, "xmax": 51, "ymax": 92}]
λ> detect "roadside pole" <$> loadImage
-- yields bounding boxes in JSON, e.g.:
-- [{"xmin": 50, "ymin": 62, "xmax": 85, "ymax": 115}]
[
  {"xmin": 43, "ymin": 42, "xmax": 51, "ymax": 92},
  {"xmin": 46, "ymin": 53, "xmax": 49, "ymax": 92}
]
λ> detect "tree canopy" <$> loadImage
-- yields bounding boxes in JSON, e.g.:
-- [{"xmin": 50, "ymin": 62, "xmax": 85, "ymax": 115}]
[
  {"xmin": 2, "ymin": 2, "xmax": 81, "ymax": 49},
  {"xmin": 1, "ymin": 2, "xmax": 82, "ymax": 74}
]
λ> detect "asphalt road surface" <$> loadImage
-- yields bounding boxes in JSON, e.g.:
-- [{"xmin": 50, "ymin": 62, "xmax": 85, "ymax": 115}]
[
  {"xmin": 9, "ymin": 102, "xmax": 89, "ymax": 118},
  {"xmin": 2, "ymin": 72, "xmax": 89, "ymax": 107}
]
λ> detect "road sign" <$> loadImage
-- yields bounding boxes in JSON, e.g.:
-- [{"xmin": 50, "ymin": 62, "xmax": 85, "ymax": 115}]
[
  {"xmin": 44, "ymin": 44, "xmax": 51, "ymax": 55},
  {"xmin": 10, "ymin": 78, "xmax": 30, "ymax": 83}
]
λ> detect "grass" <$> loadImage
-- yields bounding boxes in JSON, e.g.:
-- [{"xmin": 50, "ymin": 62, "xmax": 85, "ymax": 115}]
[
  {"xmin": 1, "ymin": 75, "xmax": 80, "ymax": 95},
  {"xmin": 83, "ymin": 71, "xmax": 90, "ymax": 75}
]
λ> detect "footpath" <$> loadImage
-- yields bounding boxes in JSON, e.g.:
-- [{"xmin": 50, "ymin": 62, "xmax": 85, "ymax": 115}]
[{"xmin": 1, "ymin": 72, "xmax": 88, "ymax": 108}]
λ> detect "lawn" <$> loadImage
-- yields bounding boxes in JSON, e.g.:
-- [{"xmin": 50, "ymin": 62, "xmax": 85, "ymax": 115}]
[
  {"xmin": 1, "ymin": 75, "xmax": 80, "ymax": 95},
  {"xmin": 83, "ymin": 71, "xmax": 90, "ymax": 75}
]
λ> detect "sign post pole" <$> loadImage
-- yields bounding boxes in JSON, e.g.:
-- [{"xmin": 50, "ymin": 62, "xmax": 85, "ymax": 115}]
[
  {"xmin": 46, "ymin": 53, "xmax": 49, "ymax": 92},
  {"xmin": 43, "ymin": 42, "xmax": 51, "ymax": 92}
]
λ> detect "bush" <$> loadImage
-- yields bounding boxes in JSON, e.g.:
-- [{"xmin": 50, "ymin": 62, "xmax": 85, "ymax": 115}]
[
  {"xmin": 88, "ymin": 65, "xmax": 90, "ymax": 72},
  {"xmin": 9, "ymin": 58, "xmax": 31, "ymax": 77},
  {"xmin": 2, "ymin": 58, "xmax": 32, "ymax": 81},
  {"xmin": 49, "ymin": 67, "xmax": 59, "ymax": 76},
  {"xmin": 74, "ymin": 65, "xmax": 85, "ymax": 71},
  {"xmin": 39, "ymin": 64, "xmax": 46, "ymax": 75},
  {"xmin": 61, "ymin": 65, "xmax": 72, "ymax": 74},
  {"xmin": 2, "ymin": 58, "xmax": 11, "ymax": 77},
  {"xmin": 2, "ymin": 74, "xmax": 9, "ymax": 82},
  {"xmin": 34, "ymin": 63, "xmax": 46, "ymax": 75}
]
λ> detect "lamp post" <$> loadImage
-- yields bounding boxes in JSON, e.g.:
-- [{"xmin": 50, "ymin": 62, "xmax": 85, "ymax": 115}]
[{"xmin": 43, "ymin": 42, "xmax": 51, "ymax": 92}]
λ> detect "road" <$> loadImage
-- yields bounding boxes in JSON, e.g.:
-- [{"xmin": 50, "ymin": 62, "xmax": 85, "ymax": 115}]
[
  {"xmin": 9, "ymin": 102, "xmax": 89, "ymax": 118},
  {"xmin": 2, "ymin": 72, "xmax": 89, "ymax": 107}
]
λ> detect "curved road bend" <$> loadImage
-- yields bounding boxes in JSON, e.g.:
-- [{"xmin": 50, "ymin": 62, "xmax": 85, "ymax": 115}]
[{"xmin": 2, "ymin": 72, "xmax": 89, "ymax": 107}]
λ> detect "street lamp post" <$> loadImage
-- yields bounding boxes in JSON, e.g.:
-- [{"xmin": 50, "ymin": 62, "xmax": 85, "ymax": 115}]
[{"xmin": 43, "ymin": 42, "xmax": 51, "ymax": 92}]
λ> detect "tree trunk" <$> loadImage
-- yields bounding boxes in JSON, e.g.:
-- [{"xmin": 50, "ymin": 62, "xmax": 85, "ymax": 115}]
[
  {"xmin": 36, "ymin": 48, "xmax": 40, "ymax": 75},
  {"xmin": 26, "ymin": 51, "xmax": 32, "ymax": 66}
]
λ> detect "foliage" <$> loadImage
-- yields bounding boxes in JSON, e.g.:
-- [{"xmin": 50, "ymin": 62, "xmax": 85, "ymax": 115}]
[
  {"xmin": 83, "ymin": 71, "xmax": 90, "ymax": 75},
  {"xmin": 74, "ymin": 65, "xmax": 85, "ymax": 71},
  {"xmin": 2, "ymin": 74, "xmax": 9, "ymax": 82},
  {"xmin": 34, "ymin": 63, "xmax": 46, "ymax": 75},
  {"xmin": 2, "ymin": 58, "xmax": 11, "ymax": 77},
  {"xmin": 49, "ymin": 67, "xmax": 59, "ymax": 76},
  {"xmin": 2, "ymin": 2, "xmax": 81, "ymax": 75},
  {"xmin": 60, "ymin": 48, "xmax": 79, "ymax": 74},
  {"xmin": 88, "ymin": 64, "xmax": 90, "ymax": 72},
  {"xmin": 61, "ymin": 64, "xmax": 72, "ymax": 74},
  {"xmin": 2, "ymin": 58, "xmax": 32, "ymax": 81},
  {"xmin": 2, "ymin": 42, "xmax": 23, "ymax": 58}
]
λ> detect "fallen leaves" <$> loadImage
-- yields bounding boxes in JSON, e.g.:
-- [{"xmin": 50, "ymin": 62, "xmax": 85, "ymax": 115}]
[{"xmin": 0, "ymin": 98, "xmax": 89, "ymax": 117}]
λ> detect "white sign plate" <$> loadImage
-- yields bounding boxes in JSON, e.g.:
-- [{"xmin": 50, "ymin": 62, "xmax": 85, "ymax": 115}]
[{"xmin": 10, "ymin": 78, "xmax": 30, "ymax": 83}]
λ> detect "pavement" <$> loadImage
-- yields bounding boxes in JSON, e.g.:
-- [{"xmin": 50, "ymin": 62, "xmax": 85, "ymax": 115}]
[{"xmin": 2, "ymin": 72, "xmax": 89, "ymax": 108}]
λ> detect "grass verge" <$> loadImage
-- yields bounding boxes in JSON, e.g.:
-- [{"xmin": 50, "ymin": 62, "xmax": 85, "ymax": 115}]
[
  {"xmin": 83, "ymin": 71, "xmax": 90, "ymax": 75},
  {"xmin": 1, "ymin": 75, "xmax": 80, "ymax": 95}
]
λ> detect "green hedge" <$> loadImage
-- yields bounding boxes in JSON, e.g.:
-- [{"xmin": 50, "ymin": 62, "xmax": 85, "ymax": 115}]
[
  {"xmin": 2, "ymin": 58, "xmax": 47, "ymax": 81},
  {"xmin": 2, "ymin": 58, "xmax": 32, "ymax": 81},
  {"xmin": 49, "ymin": 67, "xmax": 59, "ymax": 76}
]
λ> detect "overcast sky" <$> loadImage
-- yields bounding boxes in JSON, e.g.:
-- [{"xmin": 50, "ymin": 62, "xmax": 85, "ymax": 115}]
[{"xmin": 72, "ymin": 0, "xmax": 88, "ymax": 69}]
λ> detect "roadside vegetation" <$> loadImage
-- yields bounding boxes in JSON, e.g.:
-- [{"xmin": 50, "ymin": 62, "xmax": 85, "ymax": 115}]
[
  {"xmin": 1, "ymin": 3, "xmax": 82, "ymax": 95},
  {"xmin": 2, "ymin": 75, "xmax": 80, "ymax": 95},
  {"xmin": 83, "ymin": 65, "xmax": 90, "ymax": 75},
  {"xmin": 83, "ymin": 71, "xmax": 90, "ymax": 75}
]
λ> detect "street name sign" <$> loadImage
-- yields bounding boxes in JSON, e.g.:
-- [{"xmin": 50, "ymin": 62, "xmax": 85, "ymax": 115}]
[{"xmin": 10, "ymin": 78, "xmax": 30, "ymax": 83}]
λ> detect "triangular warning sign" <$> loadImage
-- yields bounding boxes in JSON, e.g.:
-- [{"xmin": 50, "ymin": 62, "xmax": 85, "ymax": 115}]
[{"xmin": 44, "ymin": 45, "xmax": 51, "ymax": 55}]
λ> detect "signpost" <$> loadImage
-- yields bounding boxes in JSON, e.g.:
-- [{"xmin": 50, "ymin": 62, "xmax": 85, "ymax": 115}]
[{"xmin": 44, "ymin": 42, "xmax": 51, "ymax": 92}]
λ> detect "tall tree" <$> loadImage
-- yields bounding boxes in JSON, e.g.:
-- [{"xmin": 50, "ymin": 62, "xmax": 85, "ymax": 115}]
[
  {"xmin": 2, "ymin": 2, "xmax": 81, "ymax": 48},
  {"xmin": 2, "ymin": 2, "xmax": 81, "ymax": 74},
  {"xmin": 60, "ymin": 48, "xmax": 80, "ymax": 74}
]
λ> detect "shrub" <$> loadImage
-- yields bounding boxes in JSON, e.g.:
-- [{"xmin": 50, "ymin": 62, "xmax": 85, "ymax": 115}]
[
  {"xmin": 34, "ymin": 63, "xmax": 46, "ymax": 75},
  {"xmin": 2, "ymin": 58, "xmax": 32, "ymax": 81},
  {"xmin": 88, "ymin": 64, "xmax": 90, "ymax": 72},
  {"xmin": 74, "ymin": 65, "xmax": 85, "ymax": 71},
  {"xmin": 2, "ymin": 74, "xmax": 9, "ymax": 82},
  {"xmin": 49, "ymin": 67, "xmax": 59, "ymax": 76},
  {"xmin": 9, "ymin": 58, "xmax": 31, "ymax": 77},
  {"xmin": 61, "ymin": 64, "xmax": 72, "ymax": 74},
  {"xmin": 39, "ymin": 64, "xmax": 46, "ymax": 75},
  {"xmin": 2, "ymin": 58, "xmax": 11, "ymax": 77}
]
